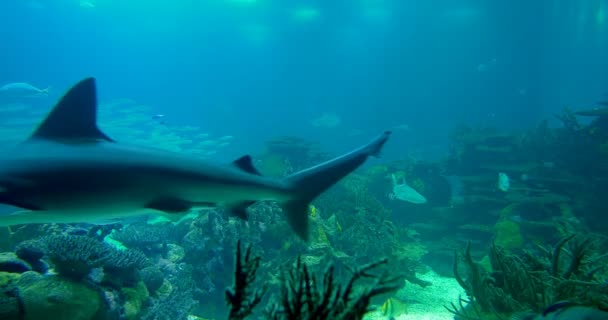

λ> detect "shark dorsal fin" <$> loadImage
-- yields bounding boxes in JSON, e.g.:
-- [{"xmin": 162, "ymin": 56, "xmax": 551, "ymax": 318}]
[
  {"xmin": 29, "ymin": 77, "xmax": 114, "ymax": 143},
  {"xmin": 232, "ymin": 155, "xmax": 262, "ymax": 176}
]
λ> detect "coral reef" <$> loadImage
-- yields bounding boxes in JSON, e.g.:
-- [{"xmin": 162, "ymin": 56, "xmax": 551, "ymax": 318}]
[
  {"xmin": 226, "ymin": 241, "xmax": 403, "ymax": 320},
  {"xmin": 449, "ymin": 234, "xmax": 608, "ymax": 319},
  {"xmin": 2, "ymin": 97, "xmax": 608, "ymax": 320},
  {"xmin": 226, "ymin": 240, "xmax": 265, "ymax": 320},
  {"xmin": 103, "ymin": 249, "xmax": 150, "ymax": 287},
  {"xmin": 44, "ymin": 235, "xmax": 112, "ymax": 280}
]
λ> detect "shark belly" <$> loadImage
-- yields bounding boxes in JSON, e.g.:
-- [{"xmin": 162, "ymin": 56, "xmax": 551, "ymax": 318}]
[{"xmin": 0, "ymin": 162, "xmax": 291, "ymax": 226}]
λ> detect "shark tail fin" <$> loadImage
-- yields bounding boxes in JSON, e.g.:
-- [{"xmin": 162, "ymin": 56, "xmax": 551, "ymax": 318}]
[{"xmin": 282, "ymin": 131, "xmax": 391, "ymax": 241}]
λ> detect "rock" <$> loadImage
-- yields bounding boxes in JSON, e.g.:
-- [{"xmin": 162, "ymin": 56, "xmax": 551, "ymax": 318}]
[
  {"xmin": 29, "ymin": 260, "xmax": 49, "ymax": 274},
  {"xmin": 121, "ymin": 281, "xmax": 149, "ymax": 320},
  {"xmin": 17, "ymin": 271, "xmax": 43, "ymax": 287},
  {"xmin": 19, "ymin": 275, "xmax": 103, "ymax": 320},
  {"xmin": 155, "ymin": 279, "xmax": 173, "ymax": 300},
  {"xmin": 166, "ymin": 244, "xmax": 185, "ymax": 263},
  {"xmin": 0, "ymin": 252, "xmax": 31, "ymax": 273},
  {"xmin": 140, "ymin": 266, "xmax": 164, "ymax": 295},
  {"xmin": 494, "ymin": 219, "xmax": 524, "ymax": 250},
  {"xmin": 0, "ymin": 272, "xmax": 23, "ymax": 319},
  {"xmin": 16, "ymin": 240, "xmax": 45, "ymax": 264}
]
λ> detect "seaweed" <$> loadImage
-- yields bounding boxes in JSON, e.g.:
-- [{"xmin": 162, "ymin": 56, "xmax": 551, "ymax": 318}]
[
  {"xmin": 225, "ymin": 240, "xmax": 403, "ymax": 320},
  {"xmin": 267, "ymin": 257, "xmax": 402, "ymax": 320},
  {"xmin": 449, "ymin": 234, "xmax": 608, "ymax": 318},
  {"xmin": 226, "ymin": 240, "xmax": 266, "ymax": 320}
]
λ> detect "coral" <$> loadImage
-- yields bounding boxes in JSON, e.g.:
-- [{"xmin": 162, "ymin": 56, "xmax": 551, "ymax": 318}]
[
  {"xmin": 267, "ymin": 257, "xmax": 403, "ymax": 320},
  {"xmin": 15, "ymin": 240, "xmax": 44, "ymax": 263},
  {"xmin": 449, "ymin": 234, "xmax": 608, "ymax": 319},
  {"xmin": 226, "ymin": 240, "xmax": 265, "ymax": 320},
  {"xmin": 139, "ymin": 286, "xmax": 195, "ymax": 320},
  {"xmin": 109, "ymin": 224, "xmax": 169, "ymax": 254},
  {"xmin": 44, "ymin": 235, "xmax": 112, "ymax": 280},
  {"xmin": 0, "ymin": 252, "xmax": 31, "ymax": 273},
  {"xmin": 15, "ymin": 240, "xmax": 48, "ymax": 274},
  {"xmin": 121, "ymin": 281, "xmax": 149, "ymax": 320},
  {"xmin": 139, "ymin": 262, "xmax": 195, "ymax": 320},
  {"xmin": 0, "ymin": 272, "xmax": 24, "ymax": 319},
  {"xmin": 103, "ymin": 249, "xmax": 150, "ymax": 287},
  {"xmin": 140, "ymin": 266, "xmax": 165, "ymax": 295},
  {"xmin": 225, "ymin": 240, "xmax": 403, "ymax": 320},
  {"xmin": 19, "ymin": 275, "xmax": 103, "ymax": 320}
]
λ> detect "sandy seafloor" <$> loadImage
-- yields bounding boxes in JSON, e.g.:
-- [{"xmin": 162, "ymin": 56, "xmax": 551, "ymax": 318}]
[
  {"xmin": 186, "ymin": 269, "xmax": 465, "ymax": 320},
  {"xmin": 365, "ymin": 270, "xmax": 466, "ymax": 320}
]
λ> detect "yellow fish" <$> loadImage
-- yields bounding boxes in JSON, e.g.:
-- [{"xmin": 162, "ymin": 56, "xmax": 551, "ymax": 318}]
[
  {"xmin": 381, "ymin": 298, "xmax": 394, "ymax": 317},
  {"xmin": 309, "ymin": 205, "xmax": 318, "ymax": 218}
]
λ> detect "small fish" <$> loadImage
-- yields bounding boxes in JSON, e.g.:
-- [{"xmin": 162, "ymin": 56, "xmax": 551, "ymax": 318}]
[
  {"xmin": 392, "ymin": 124, "xmax": 410, "ymax": 131},
  {"xmin": 151, "ymin": 114, "xmax": 165, "ymax": 120},
  {"xmin": 380, "ymin": 297, "xmax": 409, "ymax": 319},
  {"xmin": 381, "ymin": 298, "xmax": 394, "ymax": 318},
  {"xmin": 309, "ymin": 205, "xmax": 317, "ymax": 218},
  {"xmin": 512, "ymin": 302, "xmax": 608, "ymax": 320},
  {"xmin": 218, "ymin": 135, "xmax": 234, "ymax": 141},
  {"xmin": 497, "ymin": 172, "xmax": 510, "ymax": 192},
  {"xmin": 0, "ymin": 82, "xmax": 50, "ymax": 98}
]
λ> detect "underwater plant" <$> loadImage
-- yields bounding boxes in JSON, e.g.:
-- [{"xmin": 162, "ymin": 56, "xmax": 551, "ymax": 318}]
[
  {"xmin": 226, "ymin": 240, "xmax": 266, "ymax": 320},
  {"xmin": 226, "ymin": 240, "xmax": 403, "ymax": 320},
  {"xmin": 448, "ymin": 234, "xmax": 608, "ymax": 319}
]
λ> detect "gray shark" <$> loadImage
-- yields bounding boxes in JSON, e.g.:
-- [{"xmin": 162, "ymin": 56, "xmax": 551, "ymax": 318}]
[{"xmin": 0, "ymin": 78, "xmax": 390, "ymax": 240}]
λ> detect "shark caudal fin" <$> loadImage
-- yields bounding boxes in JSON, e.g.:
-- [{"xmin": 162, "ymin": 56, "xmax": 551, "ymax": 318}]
[{"xmin": 283, "ymin": 131, "xmax": 391, "ymax": 241}]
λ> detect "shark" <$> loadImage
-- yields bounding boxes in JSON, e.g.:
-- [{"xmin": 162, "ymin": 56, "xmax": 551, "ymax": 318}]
[{"xmin": 0, "ymin": 77, "xmax": 391, "ymax": 240}]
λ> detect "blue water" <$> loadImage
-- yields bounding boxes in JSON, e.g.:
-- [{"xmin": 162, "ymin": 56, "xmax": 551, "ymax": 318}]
[{"xmin": 0, "ymin": 0, "xmax": 606, "ymax": 160}]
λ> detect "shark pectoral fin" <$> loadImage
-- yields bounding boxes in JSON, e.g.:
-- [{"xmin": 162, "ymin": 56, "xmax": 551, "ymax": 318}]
[
  {"xmin": 232, "ymin": 155, "xmax": 262, "ymax": 176},
  {"xmin": 228, "ymin": 201, "xmax": 256, "ymax": 220},
  {"xmin": 145, "ymin": 198, "xmax": 193, "ymax": 214},
  {"xmin": 29, "ymin": 77, "xmax": 114, "ymax": 143}
]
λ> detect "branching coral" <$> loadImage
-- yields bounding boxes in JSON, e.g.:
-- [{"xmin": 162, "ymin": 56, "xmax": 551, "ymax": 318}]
[
  {"xmin": 449, "ymin": 235, "xmax": 608, "ymax": 319},
  {"xmin": 268, "ymin": 257, "xmax": 403, "ymax": 320},
  {"xmin": 226, "ymin": 240, "xmax": 266, "ymax": 320},
  {"xmin": 225, "ymin": 240, "xmax": 403, "ymax": 320}
]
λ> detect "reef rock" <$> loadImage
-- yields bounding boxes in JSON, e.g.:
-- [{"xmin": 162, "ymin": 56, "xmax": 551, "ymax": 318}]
[
  {"xmin": 19, "ymin": 275, "xmax": 103, "ymax": 320},
  {"xmin": 0, "ymin": 252, "xmax": 31, "ymax": 273}
]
